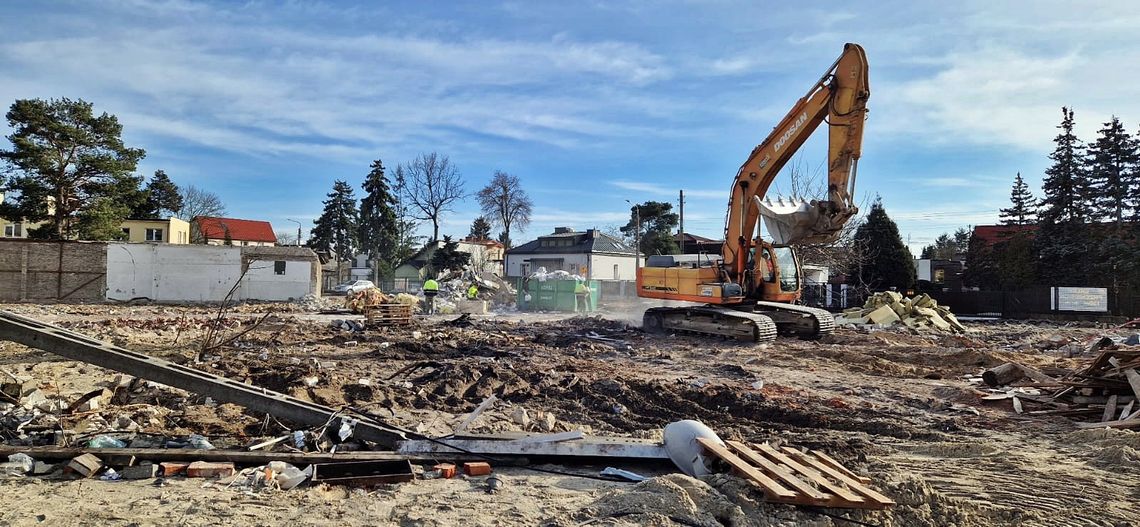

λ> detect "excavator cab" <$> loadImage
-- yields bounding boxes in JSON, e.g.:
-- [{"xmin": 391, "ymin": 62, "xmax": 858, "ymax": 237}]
[{"xmin": 750, "ymin": 243, "xmax": 800, "ymax": 303}]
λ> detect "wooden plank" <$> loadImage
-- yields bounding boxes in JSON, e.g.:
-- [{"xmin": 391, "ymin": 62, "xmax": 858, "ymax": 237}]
[
  {"xmin": 1125, "ymin": 369, "xmax": 1140, "ymax": 400},
  {"xmin": 810, "ymin": 449, "xmax": 872, "ymax": 485},
  {"xmin": 724, "ymin": 441, "xmax": 830, "ymax": 502},
  {"xmin": 1014, "ymin": 362, "xmax": 1056, "ymax": 384},
  {"xmin": 751, "ymin": 443, "xmax": 866, "ymax": 505},
  {"xmin": 781, "ymin": 446, "xmax": 895, "ymax": 508},
  {"xmin": 695, "ymin": 438, "xmax": 796, "ymax": 499},
  {"xmin": 453, "ymin": 395, "xmax": 497, "ymax": 433},
  {"xmin": 1118, "ymin": 400, "xmax": 1135, "ymax": 421},
  {"xmin": 1075, "ymin": 418, "xmax": 1140, "ymax": 430},
  {"xmin": 1102, "ymin": 395, "xmax": 1119, "ymax": 422}
]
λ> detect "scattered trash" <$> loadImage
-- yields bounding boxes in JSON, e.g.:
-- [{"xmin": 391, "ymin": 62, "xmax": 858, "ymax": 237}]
[
  {"xmin": 485, "ymin": 474, "xmax": 505, "ymax": 493},
  {"xmin": 99, "ymin": 467, "xmax": 122, "ymax": 481},
  {"xmin": 87, "ymin": 435, "xmax": 127, "ymax": 449},
  {"xmin": 600, "ymin": 467, "xmax": 648, "ymax": 482}
]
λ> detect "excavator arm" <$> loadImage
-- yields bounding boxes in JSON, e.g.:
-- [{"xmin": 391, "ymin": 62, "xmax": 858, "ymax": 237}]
[{"xmin": 722, "ymin": 43, "xmax": 869, "ymax": 282}]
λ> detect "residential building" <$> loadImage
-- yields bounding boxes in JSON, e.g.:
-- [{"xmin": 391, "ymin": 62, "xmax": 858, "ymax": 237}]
[
  {"xmin": 192, "ymin": 216, "xmax": 277, "ymax": 246},
  {"xmin": 677, "ymin": 232, "xmax": 724, "ymax": 255},
  {"xmin": 916, "ymin": 258, "xmax": 965, "ymax": 291},
  {"xmin": 393, "ymin": 238, "xmax": 504, "ymax": 286},
  {"xmin": 120, "ymin": 217, "xmax": 191, "ymax": 244},
  {"xmin": 504, "ymin": 227, "xmax": 640, "ymax": 280},
  {"xmin": 0, "ymin": 191, "xmax": 49, "ymax": 239}
]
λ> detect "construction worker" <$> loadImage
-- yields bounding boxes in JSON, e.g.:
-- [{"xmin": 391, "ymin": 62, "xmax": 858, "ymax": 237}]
[
  {"xmin": 574, "ymin": 280, "xmax": 592, "ymax": 313},
  {"xmin": 467, "ymin": 283, "xmax": 479, "ymax": 300},
  {"xmin": 423, "ymin": 278, "xmax": 439, "ymax": 314}
]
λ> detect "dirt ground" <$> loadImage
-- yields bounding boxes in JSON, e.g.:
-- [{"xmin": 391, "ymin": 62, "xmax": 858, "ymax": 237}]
[{"xmin": 1, "ymin": 300, "xmax": 1138, "ymax": 527}]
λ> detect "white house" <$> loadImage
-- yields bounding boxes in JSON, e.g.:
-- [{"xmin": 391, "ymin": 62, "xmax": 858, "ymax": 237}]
[{"xmin": 505, "ymin": 227, "xmax": 640, "ymax": 280}]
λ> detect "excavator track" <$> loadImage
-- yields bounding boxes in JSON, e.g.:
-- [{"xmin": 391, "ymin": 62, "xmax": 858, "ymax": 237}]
[
  {"xmin": 643, "ymin": 306, "xmax": 778, "ymax": 343},
  {"xmin": 751, "ymin": 301, "xmax": 835, "ymax": 338}
]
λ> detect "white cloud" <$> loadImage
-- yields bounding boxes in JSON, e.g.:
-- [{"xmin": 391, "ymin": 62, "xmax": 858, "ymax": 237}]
[{"xmin": 608, "ymin": 180, "xmax": 724, "ymax": 199}]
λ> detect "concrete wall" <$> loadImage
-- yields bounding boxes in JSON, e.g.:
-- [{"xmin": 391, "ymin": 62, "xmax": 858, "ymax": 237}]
[
  {"xmin": 107, "ymin": 244, "xmax": 317, "ymax": 302},
  {"xmin": 507, "ymin": 252, "xmax": 638, "ymax": 280},
  {"xmin": 0, "ymin": 240, "xmax": 107, "ymax": 302}
]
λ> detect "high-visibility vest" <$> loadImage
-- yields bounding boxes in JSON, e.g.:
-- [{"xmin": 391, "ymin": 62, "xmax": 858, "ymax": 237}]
[
  {"xmin": 467, "ymin": 286, "xmax": 478, "ymax": 299},
  {"xmin": 424, "ymin": 279, "xmax": 439, "ymax": 292},
  {"xmin": 575, "ymin": 282, "xmax": 588, "ymax": 294}
]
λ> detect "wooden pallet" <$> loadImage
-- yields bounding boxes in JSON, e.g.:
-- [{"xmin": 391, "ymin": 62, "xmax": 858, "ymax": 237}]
[
  {"xmin": 364, "ymin": 304, "xmax": 413, "ymax": 326},
  {"xmin": 697, "ymin": 438, "xmax": 894, "ymax": 509}
]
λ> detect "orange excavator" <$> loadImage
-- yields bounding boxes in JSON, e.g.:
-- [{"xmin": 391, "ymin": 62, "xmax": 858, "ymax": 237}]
[{"xmin": 637, "ymin": 43, "xmax": 869, "ymax": 342}]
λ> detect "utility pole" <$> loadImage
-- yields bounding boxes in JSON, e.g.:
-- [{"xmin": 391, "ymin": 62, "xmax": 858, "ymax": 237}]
[
  {"xmin": 287, "ymin": 218, "xmax": 303, "ymax": 246},
  {"xmin": 625, "ymin": 199, "xmax": 641, "ymax": 268},
  {"xmin": 678, "ymin": 189, "xmax": 684, "ymax": 251}
]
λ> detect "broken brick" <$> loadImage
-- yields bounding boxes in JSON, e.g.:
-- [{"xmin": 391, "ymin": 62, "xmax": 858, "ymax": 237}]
[
  {"xmin": 433, "ymin": 463, "xmax": 456, "ymax": 479},
  {"xmin": 159, "ymin": 461, "xmax": 189, "ymax": 476},
  {"xmin": 463, "ymin": 462, "xmax": 491, "ymax": 476},
  {"xmin": 187, "ymin": 461, "xmax": 235, "ymax": 478}
]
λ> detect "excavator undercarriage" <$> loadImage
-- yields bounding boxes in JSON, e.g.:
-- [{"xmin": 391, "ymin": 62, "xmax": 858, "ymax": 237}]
[{"xmin": 642, "ymin": 302, "xmax": 834, "ymax": 343}]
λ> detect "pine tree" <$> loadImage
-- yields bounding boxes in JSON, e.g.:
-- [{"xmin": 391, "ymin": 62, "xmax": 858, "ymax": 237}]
[
  {"xmin": 1038, "ymin": 107, "xmax": 1090, "ymax": 225},
  {"xmin": 999, "ymin": 172, "xmax": 1037, "ymax": 225},
  {"xmin": 310, "ymin": 180, "xmax": 359, "ymax": 263},
  {"xmin": 430, "ymin": 235, "xmax": 471, "ymax": 274},
  {"xmin": 469, "ymin": 216, "xmax": 492, "ymax": 240},
  {"xmin": 850, "ymin": 198, "xmax": 915, "ymax": 291},
  {"xmin": 1037, "ymin": 107, "xmax": 1092, "ymax": 286},
  {"xmin": 1086, "ymin": 116, "xmax": 1139, "ymax": 227},
  {"xmin": 139, "ymin": 170, "xmax": 183, "ymax": 218},
  {"xmin": 358, "ymin": 160, "xmax": 399, "ymax": 281},
  {"xmin": 963, "ymin": 234, "xmax": 1000, "ymax": 290}
]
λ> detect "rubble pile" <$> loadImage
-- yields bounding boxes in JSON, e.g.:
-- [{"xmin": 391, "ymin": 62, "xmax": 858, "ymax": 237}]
[
  {"xmin": 344, "ymin": 288, "xmax": 390, "ymax": 313},
  {"xmin": 835, "ymin": 292, "xmax": 966, "ymax": 333},
  {"xmin": 529, "ymin": 267, "xmax": 583, "ymax": 282}
]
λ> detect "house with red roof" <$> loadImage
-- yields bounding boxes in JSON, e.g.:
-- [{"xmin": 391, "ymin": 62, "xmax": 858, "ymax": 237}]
[{"xmin": 192, "ymin": 216, "xmax": 277, "ymax": 246}]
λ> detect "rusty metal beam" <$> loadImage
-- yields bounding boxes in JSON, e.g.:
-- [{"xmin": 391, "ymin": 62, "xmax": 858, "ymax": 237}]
[{"xmin": 0, "ymin": 310, "xmax": 404, "ymax": 448}]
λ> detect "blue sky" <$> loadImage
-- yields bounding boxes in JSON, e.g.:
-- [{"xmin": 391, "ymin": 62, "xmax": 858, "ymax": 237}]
[{"xmin": 3, "ymin": 1, "xmax": 1139, "ymax": 253}]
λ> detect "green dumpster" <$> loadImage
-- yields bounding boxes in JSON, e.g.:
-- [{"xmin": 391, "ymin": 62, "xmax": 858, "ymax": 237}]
[{"xmin": 517, "ymin": 278, "xmax": 599, "ymax": 312}]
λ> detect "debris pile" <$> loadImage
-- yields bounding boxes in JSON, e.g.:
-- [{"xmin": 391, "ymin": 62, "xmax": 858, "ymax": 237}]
[
  {"xmin": 1049, "ymin": 345, "xmax": 1140, "ymax": 429},
  {"xmin": 529, "ymin": 267, "xmax": 584, "ymax": 282},
  {"xmin": 835, "ymin": 292, "xmax": 966, "ymax": 333},
  {"xmin": 344, "ymin": 288, "xmax": 390, "ymax": 313}
]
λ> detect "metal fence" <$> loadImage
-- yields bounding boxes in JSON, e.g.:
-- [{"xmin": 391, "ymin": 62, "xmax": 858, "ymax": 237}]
[{"xmin": 806, "ymin": 284, "xmax": 1139, "ymax": 319}]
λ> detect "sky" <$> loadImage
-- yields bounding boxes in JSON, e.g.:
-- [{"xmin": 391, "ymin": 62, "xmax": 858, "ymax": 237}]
[{"xmin": 3, "ymin": 1, "xmax": 1140, "ymax": 254}]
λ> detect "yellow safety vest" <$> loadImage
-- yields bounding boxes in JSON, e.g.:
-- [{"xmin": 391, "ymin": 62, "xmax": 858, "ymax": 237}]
[{"xmin": 424, "ymin": 279, "xmax": 439, "ymax": 292}]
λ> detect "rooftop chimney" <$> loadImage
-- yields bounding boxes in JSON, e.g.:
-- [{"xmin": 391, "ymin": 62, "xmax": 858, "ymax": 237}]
[{"xmin": 553, "ymin": 227, "xmax": 573, "ymax": 234}]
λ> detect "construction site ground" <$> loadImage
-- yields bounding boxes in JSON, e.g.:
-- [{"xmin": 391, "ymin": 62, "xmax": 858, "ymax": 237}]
[{"xmin": 1, "ymin": 301, "xmax": 1137, "ymax": 527}]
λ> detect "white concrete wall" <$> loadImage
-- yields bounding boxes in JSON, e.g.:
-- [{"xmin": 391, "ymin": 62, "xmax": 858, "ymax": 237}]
[
  {"xmin": 587, "ymin": 254, "xmax": 638, "ymax": 280},
  {"xmin": 107, "ymin": 243, "xmax": 313, "ymax": 302}
]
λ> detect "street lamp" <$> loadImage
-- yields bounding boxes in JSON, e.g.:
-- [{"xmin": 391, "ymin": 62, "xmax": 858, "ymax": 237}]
[
  {"xmin": 287, "ymin": 218, "xmax": 303, "ymax": 246},
  {"xmin": 624, "ymin": 200, "xmax": 641, "ymax": 268}
]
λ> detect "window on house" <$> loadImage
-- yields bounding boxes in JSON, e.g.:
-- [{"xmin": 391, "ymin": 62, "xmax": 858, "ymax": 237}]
[
  {"xmin": 274, "ymin": 261, "xmax": 287, "ymax": 275},
  {"xmin": 242, "ymin": 241, "xmax": 249, "ymax": 246},
  {"xmin": 121, "ymin": 227, "xmax": 130, "ymax": 238},
  {"xmin": 934, "ymin": 269, "xmax": 945, "ymax": 284},
  {"xmin": 614, "ymin": 264, "xmax": 619, "ymax": 279},
  {"xmin": 145, "ymin": 228, "xmax": 163, "ymax": 241},
  {"xmin": 4, "ymin": 223, "xmax": 22, "ymax": 237}
]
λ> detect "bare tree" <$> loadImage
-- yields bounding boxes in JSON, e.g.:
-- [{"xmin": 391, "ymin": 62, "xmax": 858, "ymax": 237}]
[
  {"xmin": 401, "ymin": 152, "xmax": 464, "ymax": 242},
  {"xmin": 477, "ymin": 171, "xmax": 533, "ymax": 248},
  {"xmin": 179, "ymin": 185, "xmax": 226, "ymax": 220}
]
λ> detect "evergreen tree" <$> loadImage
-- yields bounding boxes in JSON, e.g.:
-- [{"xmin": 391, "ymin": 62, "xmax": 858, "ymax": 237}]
[
  {"xmin": 143, "ymin": 170, "xmax": 183, "ymax": 218},
  {"xmin": 1037, "ymin": 107, "xmax": 1092, "ymax": 286},
  {"xmin": 919, "ymin": 229, "xmax": 970, "ymax": 260},
  {"xmin": 0, "ymin": 98, "xmax": 146, "ymax": 239},
  {"xmin": 309, "ymin": 180, "xmax": 359, "ymax": 263},
  {"xmin": 430, "ymin": 235, "xmax": 471, "ymax": 274},
  {"xmin": 1086, "ymin": 116, "xmax": 1139, "ymax": 227},
  {"xmin": 469, "ymin": 216, "xmax": 492, "ymax": 240},
  {"xmin": 963, "ymin": 234, "xmax": 999, "ymax": 290},
  {"xmin": 850, "ymin": 198, "xmax": 914, "ymax": 291},
  {"xmin": 999, "ymin": 172, "xmax": 1037, "ymax": 225},
  {"xmin": 620, "ymin": 201, "xmax": 679, "ymax": 255},
  {"xmin": 76, "ymin": 197, "xmax": 130, "ymax": 241},
  {"xmin": 358, "ymin": 160, "xmax": 399, "ymax": 281}
]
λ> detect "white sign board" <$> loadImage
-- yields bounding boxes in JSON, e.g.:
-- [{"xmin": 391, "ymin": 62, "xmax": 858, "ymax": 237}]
[{"xmin": 1050, "ymin": 287, "xmax": 1108, "ymax": 312}]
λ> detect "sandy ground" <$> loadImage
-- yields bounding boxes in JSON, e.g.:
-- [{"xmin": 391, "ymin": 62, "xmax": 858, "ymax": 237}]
[{"xmin": 1, "ymin": 300, "xmax": 1138, "ymax": 527}]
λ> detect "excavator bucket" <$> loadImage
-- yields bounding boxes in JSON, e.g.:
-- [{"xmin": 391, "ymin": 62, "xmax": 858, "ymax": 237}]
[{"xmin": 758, "ymin": 197, "xmax": 854, "ymax": 245}]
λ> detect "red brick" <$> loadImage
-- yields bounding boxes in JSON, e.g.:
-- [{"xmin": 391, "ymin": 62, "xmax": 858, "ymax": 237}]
[
  {"xmin": 159, "ymin": 462, "xmax": 189, "ymax": 476},
  {"xmin": 463, "ymin": 462, "xmax": 491, "ymax": 476},
  {"xmin": 433, "ymin": 463, "xmax": 456, "ymax": 479},
  {"xmin": 187, "ymin": 461, "xmax": 235, "ymax": 478}
]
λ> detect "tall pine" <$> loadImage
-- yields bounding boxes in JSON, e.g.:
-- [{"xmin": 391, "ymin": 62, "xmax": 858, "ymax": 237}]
[
  {"xmin": 1085, "ymin": 117, "xmax": 1140, "ymax": 292},
  {"xmin": 1036, "ymin": 107, "xmax": 1092, "ymax": 286},
  {"xmin": 850, "ymin": 198, "xmax": 915, "ymax": 291},
  {"xmin": 358, "ymin": 160, "xmax": 399, "ymax": 282},
  {"xmin": 310, "ymin": 180, "xmax": 359, "ymax": 264},
  {"xmin": 999, "ymin": 172, "xmax": 1037, "ymax": 225}
]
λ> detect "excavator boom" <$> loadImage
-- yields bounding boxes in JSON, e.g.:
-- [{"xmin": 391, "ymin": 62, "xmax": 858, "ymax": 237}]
[{"xmin": 724, "ymin": 43, "xmax": 869, "ymax": 280}]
